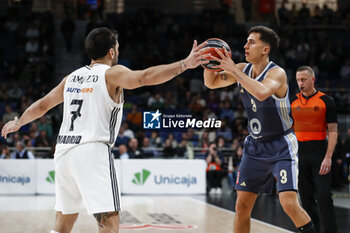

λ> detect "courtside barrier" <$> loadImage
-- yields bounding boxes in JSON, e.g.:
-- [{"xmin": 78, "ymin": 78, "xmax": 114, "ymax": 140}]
[{"xmin": 0, "ymin": 159, "xmax": 206, "ymax": 195}]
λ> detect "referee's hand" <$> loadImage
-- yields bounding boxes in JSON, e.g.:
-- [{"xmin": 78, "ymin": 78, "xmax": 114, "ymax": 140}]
[{"xmin": 319, "ymin": 157, "xmax": 332, "ymax": 175}]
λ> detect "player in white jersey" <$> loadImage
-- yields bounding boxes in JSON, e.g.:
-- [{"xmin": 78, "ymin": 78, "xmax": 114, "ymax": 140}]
[{"xmin": 1, "ymin": 27, "xmax": 209, "ymax": 233}]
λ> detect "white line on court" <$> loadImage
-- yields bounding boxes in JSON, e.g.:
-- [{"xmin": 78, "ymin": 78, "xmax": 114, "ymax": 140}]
[{"xmin": 189, "ymin": 196, "xmax": 294, "ymax": 233}]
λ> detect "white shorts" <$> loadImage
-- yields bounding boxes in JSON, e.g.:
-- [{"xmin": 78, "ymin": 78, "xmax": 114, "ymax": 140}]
[{"xmin": 54, "ymin": 142, "xmax": 121, "ymax": 214}]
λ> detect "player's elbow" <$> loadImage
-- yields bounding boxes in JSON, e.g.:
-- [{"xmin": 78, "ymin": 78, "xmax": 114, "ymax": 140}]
[
  {"xmin": 142, "ymin": 68, "xmax": 160, "ymax": 86},
  {"xmin": 123, "ymin": 70, "xmax": 150, "ymax": 89},
  {"xmin": 203, "ymin": 71, "xmax": 217, "ymax": 89},
  {"xmin": 256, "ymin": 96, "xmax": 268, "ymax": 101},
  {"xmin": 255, "ymin": 92, "xmax": 269, "ymax": 101},
  {"xmin": 204, "ymin": 81, "xmax": 214, "ymax": 89},
  {"xmin": 204, "ymin": 78, "xmax": 216, "ymax": 89},
  {"xmin": 36, "ymin": 98, "xmax": 50, "ymax": 113},
  {"xmin": 26, "ymin": 98, "xmax": 49, "ymax": 117}
]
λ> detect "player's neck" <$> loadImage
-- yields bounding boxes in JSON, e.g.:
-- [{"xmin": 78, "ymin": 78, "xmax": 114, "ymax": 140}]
[
  {"xmin": 251, "ymin": 59, "xmax": 269, "ymax": 78},
  {"xmin": 90, "ymin": 58, "xmax": 112, "ymax": 67}
]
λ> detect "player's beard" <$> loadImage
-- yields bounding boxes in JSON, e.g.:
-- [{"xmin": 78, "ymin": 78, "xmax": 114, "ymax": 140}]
[{"xmin": 112, "ymin": 56, "xmax": 118, "ymax": 66}]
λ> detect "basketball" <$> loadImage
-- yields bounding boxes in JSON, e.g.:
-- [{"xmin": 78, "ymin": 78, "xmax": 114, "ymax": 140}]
[{"xmin": 201, "ymin": 38, "xmax": 232, "ymax": 72}]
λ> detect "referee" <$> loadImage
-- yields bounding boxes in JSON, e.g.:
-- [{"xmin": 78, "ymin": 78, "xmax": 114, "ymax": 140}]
[{"xmin": 291, "ymin": 66, "xmax": 337, "ymax": 233}]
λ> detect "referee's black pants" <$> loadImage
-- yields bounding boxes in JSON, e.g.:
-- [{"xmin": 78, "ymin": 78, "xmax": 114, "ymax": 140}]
[
  {"xmin": 206, "ymin": 170, "xmax": 223, "ymax": 189},
  {"xmin": 298, "ymin": 140, "xmax": 337, "ymax": 233}
]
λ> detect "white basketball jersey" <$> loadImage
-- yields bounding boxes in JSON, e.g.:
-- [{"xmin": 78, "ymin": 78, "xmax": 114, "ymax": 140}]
[{"xmin": 55, "ymin": 63, "xmax": 123, "ymax": 160}]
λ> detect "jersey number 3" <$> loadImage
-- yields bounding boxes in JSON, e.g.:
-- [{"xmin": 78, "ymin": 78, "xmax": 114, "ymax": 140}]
[
  {"xmin": 70, "ymin": 99, "xmax": 83, "ymax": 131},
  {"xmin": 280, "ymin": 169, "xmax": 288, "ymax": 184}
]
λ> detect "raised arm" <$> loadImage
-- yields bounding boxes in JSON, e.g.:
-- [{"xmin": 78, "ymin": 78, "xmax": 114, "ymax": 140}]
[
  {"xmin": 203, "ymin": 63, "xmax": 246, "ymax": 89},
  {"xmin": 1, "ymin": 77, "xmax": 67, "ymax": 139},
  {"xmin": 230, "ymin": 65, "xmax": 287, "ymax": 101},
  {"xmin": 208, "ymin": 48, "xmax": 287, "ymax": 100},
  {"xmin": 106, "ymin": 40, "xmax": 208, "ymax": 90}
]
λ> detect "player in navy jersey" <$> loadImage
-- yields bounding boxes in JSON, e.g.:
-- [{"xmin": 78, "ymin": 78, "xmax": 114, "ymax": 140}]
[{"xmin": 203, "ymin": 26, "xmax": 315, "ymax": 233}]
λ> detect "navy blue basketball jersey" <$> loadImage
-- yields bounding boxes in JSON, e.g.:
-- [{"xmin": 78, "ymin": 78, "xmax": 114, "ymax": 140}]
[{"xmin": 238, "ymin": 62, "xmax": 293, "ymax": 140}]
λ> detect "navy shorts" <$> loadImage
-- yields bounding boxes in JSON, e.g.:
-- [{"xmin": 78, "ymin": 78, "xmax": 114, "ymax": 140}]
[{"xmin": 235, "ymin": 131, "xmax": 299, "ymax": 194}]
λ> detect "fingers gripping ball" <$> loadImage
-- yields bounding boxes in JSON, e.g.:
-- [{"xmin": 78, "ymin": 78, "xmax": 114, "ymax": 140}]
[{"xmin": 201, "ymin": 38, "xmax": 232, "ymax": 72}]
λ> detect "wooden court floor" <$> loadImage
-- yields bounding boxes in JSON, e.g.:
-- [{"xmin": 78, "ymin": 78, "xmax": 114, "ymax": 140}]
[{"xmin": 0, "ymin": 195, "xmax": 292, "ymax": 233}]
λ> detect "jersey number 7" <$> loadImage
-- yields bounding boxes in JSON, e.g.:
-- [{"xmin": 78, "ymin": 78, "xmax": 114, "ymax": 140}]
[{"xmin": 70, "ymin": 99, "xmax": 83, "ymax": 131}]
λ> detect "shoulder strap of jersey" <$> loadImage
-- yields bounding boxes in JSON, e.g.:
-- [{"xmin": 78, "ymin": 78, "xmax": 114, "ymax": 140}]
[
  {"xmin": 242, "ymin": 63, "xmax": 252, "ymax": 75},
  {"xmin": 238, "ymin": 63, "xmax": 252, "ymax": 88},
  {"xmin": 261, "ymin": 62, "xmax": 277, "ymax": 79}
]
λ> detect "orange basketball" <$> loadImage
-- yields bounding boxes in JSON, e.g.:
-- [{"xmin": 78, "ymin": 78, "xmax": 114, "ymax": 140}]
[{"xmin": 201, "ymin": 38, "xmax": 232, "ymax": 72}]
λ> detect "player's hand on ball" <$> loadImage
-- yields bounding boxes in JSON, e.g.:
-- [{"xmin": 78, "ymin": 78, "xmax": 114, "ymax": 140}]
[
  {"xmin": 209, "ymin": 47, "xmax": 236, "ymax": 73},
  {"xmin": 200, "ymin": 38, "xmax": 232, "ymax": 72},
  {"xmin": 183, "ymin": 40, "xmax": 210, "ymax": 69}
]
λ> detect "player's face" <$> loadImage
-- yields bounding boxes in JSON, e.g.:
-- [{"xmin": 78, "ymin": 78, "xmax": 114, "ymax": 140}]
[
  {"xmin": 111, "ymin": 41, "xmax": 119, "ymax": 66},
  {"xmin": 296, "ymin": 70, "xmax": 314, "ymax": 92},
  {"xmin": 244, "ymin": 33, "xmax": 269, "ymax": 63}
]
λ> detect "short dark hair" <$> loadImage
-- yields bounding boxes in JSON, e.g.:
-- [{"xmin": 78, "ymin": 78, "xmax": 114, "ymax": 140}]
[
  {"xmin": 296, "ymin": 66, "xmax": 315, "ymax": 77},
  {"xmin": 248, "ymin": 26, "xmax": 280, "ymax": 55},
  {"xmin": 85, "ymin": 27, "xmax": 119, "ymax": 60}
]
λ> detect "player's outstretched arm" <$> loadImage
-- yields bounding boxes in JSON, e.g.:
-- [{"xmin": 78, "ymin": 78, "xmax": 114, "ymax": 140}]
[
  {"xmin": 1, "ymin": 77, "xmax": 67, "ymax": 139},
  {"xmin": 106, "ymin": 40, "xmax": 209, "ymax": 90}
]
